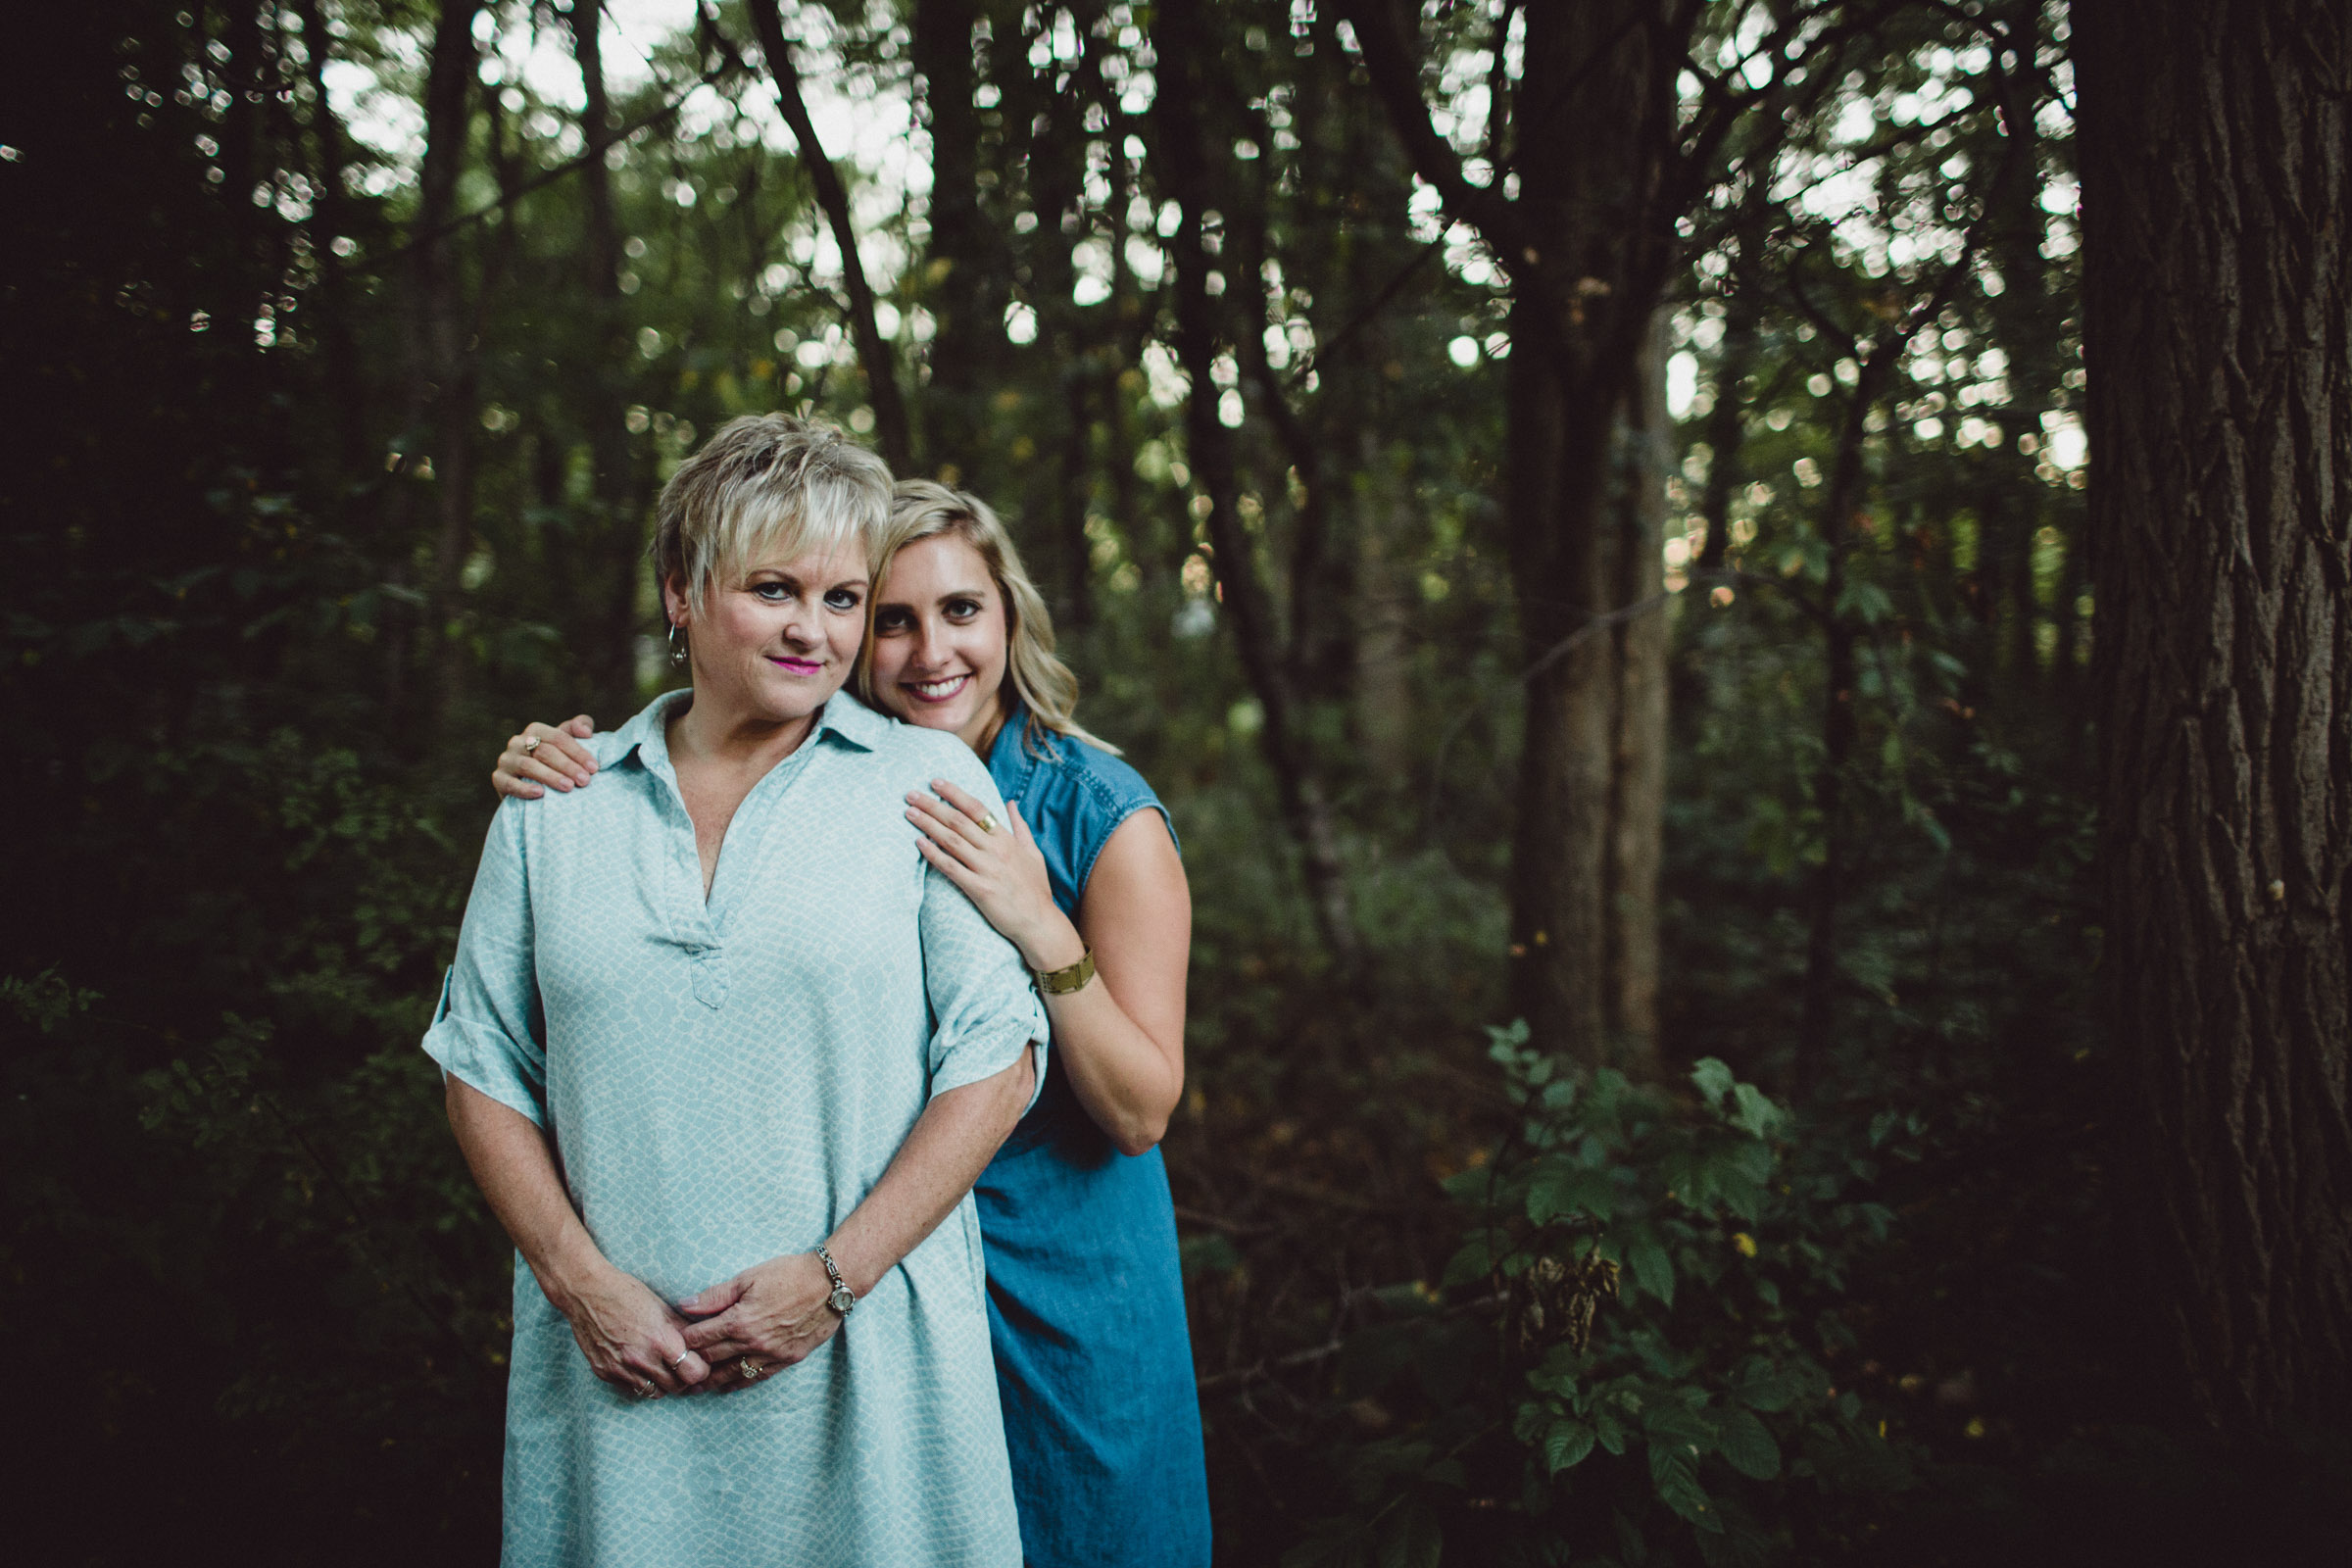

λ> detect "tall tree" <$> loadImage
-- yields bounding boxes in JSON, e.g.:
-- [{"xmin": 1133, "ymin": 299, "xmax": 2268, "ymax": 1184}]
[
  {"xmin": 411, "ymin": 0, "xmax": 484, "ymax": 726},
  {"xmin": 2078, "ymin": 0, "xmax": 2352, "ymax": 1429},
  {"xmin": 744, "ymin": 0, "xmax": 912, "ymax": 472},
  {"xmin": 1152, "ymin": 0, "xmax": 1360, "ymax": 963},
  {"xmin": 562, "ymin": 0, "xmax": 644, "ymax": 710},
  {"xmin": 1344, "ymin": 0, "xmax": 1692, "ymax": 1066}
]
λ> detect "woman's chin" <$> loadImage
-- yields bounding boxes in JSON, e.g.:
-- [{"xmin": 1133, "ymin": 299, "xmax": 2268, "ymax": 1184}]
[{"xmin": 885, "ymin": 702, "xmax": 965, "ymax": 732}]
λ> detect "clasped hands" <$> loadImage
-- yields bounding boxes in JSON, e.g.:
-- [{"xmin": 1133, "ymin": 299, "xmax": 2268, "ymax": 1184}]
[{"xmin": 559, "ymin": 1250, "xmax": 843, "ymax": 1399}]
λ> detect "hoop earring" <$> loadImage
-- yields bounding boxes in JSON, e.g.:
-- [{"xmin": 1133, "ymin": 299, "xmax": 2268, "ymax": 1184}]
[{"xmin": 667, "ymin": 621, "xmax": 687, "ymax": 665}]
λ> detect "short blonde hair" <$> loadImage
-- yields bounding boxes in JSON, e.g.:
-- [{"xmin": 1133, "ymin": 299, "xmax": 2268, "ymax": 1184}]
[
  {"xmin": 858, "ymin": 479, "xmax": 1119, "ymax": 757},
  {"xmin": 652, "ymin": 414, "xmax": 894, "ymax": 614}
]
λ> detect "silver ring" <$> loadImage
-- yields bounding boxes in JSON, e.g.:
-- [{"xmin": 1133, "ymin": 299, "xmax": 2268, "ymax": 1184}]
[
  {"xmin": 739, "ymin": 1359, "xmax": 765, "ymax": 1382},
  {"xmin": 664, "ymin": 1351, "xmax": 689, "ymax": 1368},
  {"xmin": 521, "ymin": 736, "xmax": 542, "ymax": 756},
  {"xmin": 634, "ymin": 1380, "xmax": 660, "ymax": 1399}
]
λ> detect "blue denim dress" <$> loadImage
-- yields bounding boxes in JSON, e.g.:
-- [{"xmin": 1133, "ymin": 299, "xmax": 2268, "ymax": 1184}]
[{"xmin": 974, "ymin": 704, "xmax": 1212, "ymax": 1568}]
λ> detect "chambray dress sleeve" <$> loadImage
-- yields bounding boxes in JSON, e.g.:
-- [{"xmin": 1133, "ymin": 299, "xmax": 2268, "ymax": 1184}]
[
  {"xmin": 917, "ymin": 745, "xmax": 1049, "ymax": 1109},
  {"xmin": 420, "ymin": 801, "xmax": 548, "ymax": 1126}
]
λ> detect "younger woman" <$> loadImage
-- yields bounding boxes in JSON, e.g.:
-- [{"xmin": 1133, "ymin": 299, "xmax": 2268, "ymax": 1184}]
[{"xmin": 493, "ymin": 479, "xmax": 1211, "ymax": 1568}]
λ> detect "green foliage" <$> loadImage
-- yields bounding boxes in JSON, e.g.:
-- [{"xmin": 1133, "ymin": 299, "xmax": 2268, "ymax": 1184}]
[{"xmin": 1287, "ymin": 1031, "xmax": 1915, "ymax": 1568}]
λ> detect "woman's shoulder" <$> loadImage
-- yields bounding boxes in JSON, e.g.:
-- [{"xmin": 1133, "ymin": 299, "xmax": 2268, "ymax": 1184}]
[{"xmin": 1026, "ymin": 727, "xmax": 1161, "ymax": 816}]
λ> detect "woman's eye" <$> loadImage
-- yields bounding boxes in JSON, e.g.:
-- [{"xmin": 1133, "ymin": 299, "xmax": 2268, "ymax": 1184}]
[
  {"xmin": 754, "ymin": 583, "xmax": 790, "ymax": 602},
  {"xmin": 872, "ymin": 608, "xmax": 911, "ymax": 633},
  {"xmin": 824, "ymin": 588, "xmax": 862, "ymax": 612},
  {"xmin": 945, "ymin": 598, "xmax": 981, "ymax": 620}
]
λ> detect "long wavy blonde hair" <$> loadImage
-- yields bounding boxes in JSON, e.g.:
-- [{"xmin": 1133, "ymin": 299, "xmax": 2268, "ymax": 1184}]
[{"xmin": 858, "ymin": 479, "xmax": 1118, "ymax": 757}]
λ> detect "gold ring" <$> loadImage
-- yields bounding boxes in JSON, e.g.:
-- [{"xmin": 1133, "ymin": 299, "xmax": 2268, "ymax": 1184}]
[
  {"xmin": 521, "ymin": 737, "xmax": 541, "ymax": 756},
  {"xmin": 977, "ymin": 812, "xmax": 999, "ymax": 835}
]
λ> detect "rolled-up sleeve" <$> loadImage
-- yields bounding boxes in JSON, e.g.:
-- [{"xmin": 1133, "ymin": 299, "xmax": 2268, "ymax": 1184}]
[
  {"xmin": 421, "ymin": 802, "xmax": 548, "ymax": 1125},
  {"xmin": 918, "ymin": 754, "xmax": 1049, "ymax": 1108}
]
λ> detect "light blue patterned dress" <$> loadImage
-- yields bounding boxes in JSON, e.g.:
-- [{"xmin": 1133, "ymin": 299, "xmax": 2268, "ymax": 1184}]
[{"xmin": 423, "ymin": 688, "xmax": 1048, "ymax": 1568}]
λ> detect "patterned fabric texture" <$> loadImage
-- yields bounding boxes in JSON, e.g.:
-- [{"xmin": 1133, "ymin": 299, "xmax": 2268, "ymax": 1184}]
[
  {"xmin": 974, "ymin": 704, "xmax": 1213, "ymax": 1568},
  {"xmin": 423, "ymin": 688, "xmax": 1047, "ymax": 1568}
]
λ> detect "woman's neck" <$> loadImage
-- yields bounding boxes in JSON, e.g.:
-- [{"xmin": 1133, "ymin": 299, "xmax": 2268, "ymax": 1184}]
[
  {"xmin": 666, "ymin": 687, "xmax": 819, "ymax": 774},
  {"xmin": 961, "ymin": 690, "xmax": 1012, "ymax": 760}
]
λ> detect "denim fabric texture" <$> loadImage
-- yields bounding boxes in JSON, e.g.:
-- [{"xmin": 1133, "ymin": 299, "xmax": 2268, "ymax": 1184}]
[{"xmin": 973, "ymin": 702, "xmax": 1212, "ymax": 1568}]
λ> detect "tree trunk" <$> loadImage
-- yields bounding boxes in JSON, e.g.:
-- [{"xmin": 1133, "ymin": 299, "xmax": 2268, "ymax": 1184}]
[
  {"xmin": 563, "ymin": 0, "xmax": 644, "ymax": 710},
  {"xmin": 745, "ymin": 0, "xmax": 911, "ymax": 473},
  {"xmin": 1500, "ymin": 3, "xmax": 1678, "ymax": 1070},
  {"xmin": 2078, "ymin": 0, "xmax": 2352, "ymax": 1430},
  {"xmin": 415, "ymin": 0, "xmax": 482, "ymax": 728},
  {"xmin": 911, "ymin": 0, "xmax": 1000, "ymax": 478},
  {"xmin": 1605, "ymin": 319, "xmax": 1672, "ymax": 1052},
  {"xmin": 1153, "ymin": 0, "xmax": 1359, "ymax": 964}
]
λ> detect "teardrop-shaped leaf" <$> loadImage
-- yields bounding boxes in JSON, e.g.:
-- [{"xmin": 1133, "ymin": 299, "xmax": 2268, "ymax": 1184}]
[{"xmin": 1544, "ymin": 1417, "xmax": 1597, "ymax": 1474}]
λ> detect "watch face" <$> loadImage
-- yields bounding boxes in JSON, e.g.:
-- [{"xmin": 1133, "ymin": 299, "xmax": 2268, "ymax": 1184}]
[{"xmin": 829, "ymin": 1283, "xmax": 856, "ymax": 1314}]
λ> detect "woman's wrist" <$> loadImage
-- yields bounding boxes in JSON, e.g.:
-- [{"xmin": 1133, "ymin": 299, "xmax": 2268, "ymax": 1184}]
[
  {"xmin": 531, "ymin": 1227, "xmax": 617, "ymax": 1318},
  {"xmin": 1014, "ymin": 911, "xmax": 1086, "ymax": 975}
]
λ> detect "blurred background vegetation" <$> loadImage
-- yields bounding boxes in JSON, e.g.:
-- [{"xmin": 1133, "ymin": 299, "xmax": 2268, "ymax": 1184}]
[{"xmin": 4, "ymin": 2, "xmax": 2344, "ymax": 1564}]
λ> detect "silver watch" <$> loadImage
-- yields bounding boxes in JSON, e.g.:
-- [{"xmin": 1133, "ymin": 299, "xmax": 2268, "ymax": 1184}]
[{"xmin": 816, "ymin": 1244, "xmax": 856, "ymax": 1317}]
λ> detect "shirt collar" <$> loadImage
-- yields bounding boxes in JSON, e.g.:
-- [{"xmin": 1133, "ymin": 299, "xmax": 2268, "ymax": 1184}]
[{"xmin": 600, "ymin": 686, "xmax": 889, "ymax": 780}]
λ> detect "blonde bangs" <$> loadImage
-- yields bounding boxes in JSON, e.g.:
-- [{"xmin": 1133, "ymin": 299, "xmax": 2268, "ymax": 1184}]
[{"xmin": 654, "ymin": 415, "xmax": 894, "ymax": 613}]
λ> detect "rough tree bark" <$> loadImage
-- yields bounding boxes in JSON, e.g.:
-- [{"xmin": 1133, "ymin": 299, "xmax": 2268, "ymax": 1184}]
[
  {"xmin": 744, "ymin": 0, "xmax": 911, "ymax": 473},
  {"xmin": 2078, "ymin": 0, "xmax": 2352, "ymax": 1430},
  {"xmin": 1345, "ymin": 0, "xmax": 1687, "ymax": 1068}
]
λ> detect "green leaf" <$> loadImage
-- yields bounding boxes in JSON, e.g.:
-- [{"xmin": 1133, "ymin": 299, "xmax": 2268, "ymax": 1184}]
[
  {"xmin": 1625, "ymin": 1228, "xmax": 1674, "ymax": 1306},
  {"xmin": 1527, "ymin": 1159, "xmax": 1614, "ymax": 1224},
  {"xmin": 1735, "ymin": 1361, "xmax": 1816, "ymax": 1413},
  {"xmin": 1593, "ymin": 1408, "xmax": 1629, "ymax": 1455},
  {"xmin": 1649, "ymin": 1446, "xmax": 1723, "ymax": 1532},
  {"xmin": 1715, "ymin": 1406, "xmax": 1781, "ymax": 1480},
  {"xmin": 1441, "ymin": 1235, "xmax": 1495, "ymax": 1290},
  {"xmin": 1690, "ymin": 1055, "xmax": 1735, "ymax": 1110},
  {"xmin": 1544, "ymin": 1417, "xmax": 1597, "ymax": 1474},
  {"xmin": 1729, "ymin": 1082, "xmax": 1781, "ymax": 1139}
]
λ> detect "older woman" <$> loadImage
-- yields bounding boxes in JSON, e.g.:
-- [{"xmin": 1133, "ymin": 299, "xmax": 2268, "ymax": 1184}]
[
  {"xmin": 430, "ymin": 415, "xmax": 1046, "ymax": 1566},
  {"xmin": 494, "ymin": 482, "xmax": 1210, "ymax": 1567}
]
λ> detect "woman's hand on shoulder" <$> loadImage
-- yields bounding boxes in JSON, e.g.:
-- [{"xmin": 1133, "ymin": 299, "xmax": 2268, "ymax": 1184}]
[
  {"xmin": 905, "ymin": 780, "xmax": 1081, "ymax": 970},
  {"xmin": 675, "ymin": 1253, "xmax": 843, "ymax": 1392},
  {"xmin": 555, "ymin": 1259, "xmax": 710, "ymax": 1396},
  {"xmin": 492, "ymin": 714, "xmax": 598, "ymax": 800}
]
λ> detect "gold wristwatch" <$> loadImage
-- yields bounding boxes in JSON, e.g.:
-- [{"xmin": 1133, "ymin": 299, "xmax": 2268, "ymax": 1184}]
[{"xmin": 1033, "ymin": 946, "xmax": 1097, "ymax": 996}]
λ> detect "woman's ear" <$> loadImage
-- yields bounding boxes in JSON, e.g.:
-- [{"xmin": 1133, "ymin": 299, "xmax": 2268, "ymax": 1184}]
[{"xmin": 660, "ymin": 574, "xmax": 690, "ymax": 630}]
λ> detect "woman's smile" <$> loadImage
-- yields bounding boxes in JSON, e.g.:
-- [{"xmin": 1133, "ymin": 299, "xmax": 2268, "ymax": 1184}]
[
  {"xmin": 768, "ymin": 654, "xmax": 826, "ymax": 676},
  {"xmin": 906, "ymin": 672, "xmax": 973, "ymax": 704}
]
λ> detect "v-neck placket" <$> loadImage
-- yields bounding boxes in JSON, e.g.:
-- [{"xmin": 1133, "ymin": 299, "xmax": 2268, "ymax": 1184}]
[{"xmin": 627, "ymin": 694, "xmax": 833, "ymax": 1012}]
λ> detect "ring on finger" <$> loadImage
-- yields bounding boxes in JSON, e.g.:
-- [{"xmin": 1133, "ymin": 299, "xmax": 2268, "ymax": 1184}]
[
  {"xmin": 976, "ymin": 811, "xmax": 999, "ymax": 834},
  {"xmin": 521, "ymin": 737, "xmax": 542, "ymax": 756},
  {"xmin": 739, "ymin": 1358, "xmax": 765, "ymax": 1382},
  {"xmin": 664, "ymin": 1350, "xmax": 689, "ymax": 1369},
  {"xmin": 634, "ymin": 1380, "xmax": 660, "ymax": 1399}
]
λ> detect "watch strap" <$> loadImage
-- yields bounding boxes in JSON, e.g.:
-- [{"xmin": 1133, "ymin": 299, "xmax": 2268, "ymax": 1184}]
[{"xmin": 1034, "ymin": 946, "xmax": 1097, "ymax": 997}]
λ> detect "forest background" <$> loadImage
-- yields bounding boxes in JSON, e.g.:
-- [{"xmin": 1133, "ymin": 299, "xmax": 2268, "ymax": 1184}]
[{"xmin": 6, "ymin": 2, "xmax": 2348, "ymax": 1564}]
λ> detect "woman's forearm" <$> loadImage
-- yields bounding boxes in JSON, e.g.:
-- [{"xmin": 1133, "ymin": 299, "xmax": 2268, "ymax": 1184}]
[
  {"xmin": 823, "ymin": 1048, "xmax": 1036, "ymax": 1298},
  {"xmin": 445, "ymin": 1076, "xmax": 612, "ymax": 1314},
  {"xmin": 1039, "ymin": 955, "xmax": 1185, "ymax": 1155}
]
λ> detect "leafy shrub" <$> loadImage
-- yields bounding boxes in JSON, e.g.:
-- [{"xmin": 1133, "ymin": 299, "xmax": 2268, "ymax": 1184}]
[{"xmin": 1288, "ymin": 1025, "xmax": 1914, "ymax": 1567}]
